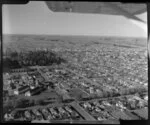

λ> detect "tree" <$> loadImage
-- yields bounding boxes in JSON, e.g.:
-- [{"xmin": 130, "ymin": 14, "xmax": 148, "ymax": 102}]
[
  {"xmin": 103, "ymin": 91, "xmax": 108, "ymax": 98},
  {"xmin": 10, "ymin": 51, "xmax": 18, "ymax": 59},
  {"xmin": 120, "ymin": 89, "xmax": 127, "ymax": 96},
  {"xmin": 123, "ymin": 89, "xmax": 130, "ymax": 95},
  {"xmin": 29, "ymin": 99, "xmax": 35, "ymax": 106},
  {"xmin": 15, "ymin": 99, "xmax": 30, "ymax": 108},
  {"xmin": 34, "ymin": 99, "xmax": 43, "ymax": 105},
  {"xmin": 129, "ymin": 88, "xmax": 136, "ymax": 94}
]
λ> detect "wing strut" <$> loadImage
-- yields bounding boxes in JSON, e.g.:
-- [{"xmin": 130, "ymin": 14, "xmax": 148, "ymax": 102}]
[{"xmin": 104, "ymin": 2, "xmax": 147, "ymax": 33}]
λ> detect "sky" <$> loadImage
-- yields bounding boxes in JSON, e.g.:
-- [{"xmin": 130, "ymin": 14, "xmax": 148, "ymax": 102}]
[{"xmin": 2, "ymin": 1, "xmax": 147, "ymax": 37}]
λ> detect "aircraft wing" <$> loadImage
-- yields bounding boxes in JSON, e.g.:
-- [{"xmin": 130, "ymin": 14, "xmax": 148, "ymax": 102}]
[
  {"xmin": 45, "ymin": 2, "xmax": 146, "ymax": 15},
  {"xmin": 45, "ymin": 2, "xmax": 147, "ymax": 32}
]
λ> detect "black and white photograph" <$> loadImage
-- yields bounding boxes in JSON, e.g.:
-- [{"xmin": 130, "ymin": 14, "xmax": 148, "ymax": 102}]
[{"xmin": 2, "ymin": 1, "xmax": 148, "ymax": 123}]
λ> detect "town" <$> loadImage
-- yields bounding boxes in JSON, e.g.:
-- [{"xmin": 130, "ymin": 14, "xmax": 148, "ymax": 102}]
[{"xmin": 3, "ymin": 41, "xmax": 148, "ymax": 123}]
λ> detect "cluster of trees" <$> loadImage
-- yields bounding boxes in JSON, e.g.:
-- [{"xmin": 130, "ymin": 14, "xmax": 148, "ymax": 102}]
[
  {"xmin": 4, "ymin": 98, "xmax": 40, "ymax": 112},
  {"xmin": 88, "ymin": 86, "xmax": 148, "ymax": 100},
  {"xmin": 3, "ymin": 50, "xmax": 67, "ymax": 69},
  {"xmin": 64, "ymin": 86, "xmax": 148, "ymax": 102},
  {"xmin": 119, "ymin": 87, "xmax": 147, "ymax": 96}
]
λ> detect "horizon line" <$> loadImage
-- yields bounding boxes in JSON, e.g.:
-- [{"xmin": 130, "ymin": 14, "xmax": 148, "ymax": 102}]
[{"xmin": 2, "ymin": 33, "xmax": 147, "ymax": 39}]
